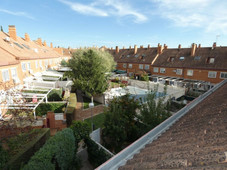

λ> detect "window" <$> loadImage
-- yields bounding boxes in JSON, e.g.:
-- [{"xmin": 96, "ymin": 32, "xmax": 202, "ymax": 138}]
[
  {"xmin": 39, "ymin": 60, "xmax": 42, "ymax": 67},
  {"xmin": 194, "ymin": 56, "xmax": 201, "ymax": 60},
  {"xmin": 187, "ymin": 70, "xmax": 193, "ymax": 76},
  {"xmin": 129, "ymin": 72, "xmax": 133, "ymax": 77},
  {"xmin": 21, "ymin": 62, "xmax": 27, "ymax": 72},
  {"xmin": 123, "ymin": 63, "xmax": 127, "ymax": 68},
  {"xmin": 153, "ymin": 67, "xmax": 159, "ymax": 73},
  {"xmin": 208, "ymin": 71, "xmax": 217, "ymax": 78},
  {"xmin": 2, "ymin": 69, "xmax": 10, "ymax": 82},
  {"xmin": 128, "ymin": 64, "xmax": 132, "ymax": 68},
  {"xmin": 160, "ymin": 68, "xmax": 166, "ymax": 73},
  {"xmin": 11, "ymin": 68, "xmax": 17, "ymax": 79},
  {"xmin": 176, "ymin": 69, "xmax": 183, "ymax": 75},
  {"xmin": 145, "ymin": 65, "xmax": 150, "ymax": 70},
  {"xmin": 169, "ymin": 57, "xmax": 174, "ymax": 62},
  {"xmin": 220, "ymin": 72, "xmax": 227, "ymax": 79},
  {"xmin": 45, "ymin": 60, "xmax": 48, "ymax": 67},
  {"xmin": 139, "ymin": 64, "xmax": 143, "ymax": 69},
  {"xmin": 35, "ymin": 61, "xmax": 39, "ymax": 68},
  {"xmin": 179, "ymin": 56, "xmax": 185, "ymax": 60},
  {"xmin": 208, "ymin": 57, "xmax": 215, "ymax": 64},
  {"xmin": 27, "ymin": 62, "xmax": 31, "ymax": 70},
  {"xmin": 49, "ymin": 59, "xmax": 52, "ymax": 65}
]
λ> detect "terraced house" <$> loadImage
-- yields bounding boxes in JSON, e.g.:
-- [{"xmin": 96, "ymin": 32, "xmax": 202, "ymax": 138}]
[
  {"xmin": 0, "ymin": 25, "xmax": 71, "ymax": 90},
  {"xmin": 109, "ymin": 43, "xmax": 227, "ymax": 89}
]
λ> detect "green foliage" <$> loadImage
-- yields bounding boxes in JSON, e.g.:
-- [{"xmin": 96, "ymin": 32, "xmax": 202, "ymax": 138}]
[
  {"xmin": 139, "ymin": 86, "xmax": 171, "ymax": 131},
  {"xmin": 23, "ymin": 128, "xmax": 76, "ymax": 170},
  {"xmin": 67, "ymin": 49, "xmax": 115, "ymax": 98},
  {"xmin": 0, "ymin": 143, "xmax": 8, "ymax": 169},
  {"xmin": 47, "ymin": 88, "xmax": 63, "ymax": 101},
  {"xmin": 70, "ymin": 121, "xmax": 90, "ymax": 145},
  {"xmin": 35, "ymin": 103, "xmax": 66, "ymax": 116},
  {"xmin": 141, "ymin": 74, "xmax": 149, "ymax": 81},
  {"xmin": 66, "ymin": 93, "xmax": 77, "ymax": 126},
  {"xmin": 85, "ymin": 137, "xmax": 112, "ymax": 168},
  {"xmin": 83, "ymin": 96, "xmax": 101, "ymax": 109},
  {"xmin": 102, "ymin": 94, "xmax": 141, "ymax": 152},
  {"xmin": 60, "ymin": 59, "xmax": 68, "ymax": 66}
]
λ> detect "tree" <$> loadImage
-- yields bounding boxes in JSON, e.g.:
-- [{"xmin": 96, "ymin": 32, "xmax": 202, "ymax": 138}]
[
  {"xmin": 102, "ymin": 94, "xmax": 141, "ymax": 152},
  {"xmin": 67, "ymin": 49, "xmax": 115, "ymax": 102},
  {"xmin": 139, "ymin": 85, "xmax": 171, "ymax": 132},
  {"xmin": 1, "ymin": 26, "xmax": 3, "ymax": 32},
  {"xmin": 60, "ymin": 59, "xmax": 68, "ymax": 67}
]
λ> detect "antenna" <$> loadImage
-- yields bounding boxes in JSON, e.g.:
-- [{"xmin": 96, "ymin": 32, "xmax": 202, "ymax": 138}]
[{"xmin": 216, "ymin": 35, "xmax": 220, "ymax": 46}]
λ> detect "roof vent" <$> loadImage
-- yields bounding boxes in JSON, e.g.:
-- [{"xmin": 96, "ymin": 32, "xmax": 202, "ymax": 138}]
[{"xmin": 4, "ymin": 37, "xmax": 10, "ymax": 42}]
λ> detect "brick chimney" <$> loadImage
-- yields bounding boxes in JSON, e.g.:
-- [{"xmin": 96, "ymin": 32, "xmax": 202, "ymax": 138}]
[
  {"xmin": 25, "ymin": 33, "xmax": 30, "ymax": 42},
  {"xmin": 129, "ymin": 46, "xmax": 131, "ymax": 49},
  {"xmin": 8, "ymin": 25, "xmax": 17, "ymax": 41},
  {"xmin": 50, "ymin": 42, "xmax": 53, "ymax": 48},
  {"xmin": 116, "ymin": 46, "xmax": 119, "ymax": 54},
  {"xmin": 178, "ymin": 44, "xmax": 181, "ymax": 49},
  {"xmin": 212, "ymin": 42, "xmax": 216, "ymax": 49},
  {"xmin": 191, "ymin": 43, "xmax": 196, "ymax": 56},
  {"xmin": 37, "ymin": 38, "xmax": 42, "ymax": 46},
  {"xmin": 140, "ymin": 45, "xmax": 143, "ymax": 49},
  {"xmin": 134, "ymin": 45, "xmax": 137, "ymax": 54},
  {"xmin": 157, "ymin": 43, "xmax": 163, "ymax": 55},
  {"xmin": 198, "ymin": 44, "xmax": 201, "ymax": 48},
  {"xmin": 123, "ymin": 46, "xmax": 125, "ymax": 49},
  {"xmin": 164, "ymin": 44, "xmax": 168, "ymax": 50},
  {"xmin": 43, "ymin": 40, "xmax": 47, "ymax": 47},
  {"xmin": 111, "ymin": 47, "xmax": 113, "ymax": 50},
  {"xmin": 148, "ymin": 44, "xmax": 150, "ymax": 49}
]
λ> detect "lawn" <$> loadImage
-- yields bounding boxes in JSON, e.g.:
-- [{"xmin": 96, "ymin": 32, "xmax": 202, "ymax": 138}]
[
  {"xmin": 83, "ymin": 96, "xmax": 101, "ymax": 109},
  {"xmin": 84, "ymin": 113, "xmax": 105, "ymax": 132}
]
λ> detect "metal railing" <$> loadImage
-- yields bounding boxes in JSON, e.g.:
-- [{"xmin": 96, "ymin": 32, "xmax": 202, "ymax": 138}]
[{"xmin": 96, "ymin": 79, "xmax": 227, "ymax": 170}]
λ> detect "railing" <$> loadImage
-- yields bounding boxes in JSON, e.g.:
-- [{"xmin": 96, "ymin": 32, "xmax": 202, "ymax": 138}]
[{"xmin": 96, "ymin": 79, "xmax": 227, "ymax": 170}]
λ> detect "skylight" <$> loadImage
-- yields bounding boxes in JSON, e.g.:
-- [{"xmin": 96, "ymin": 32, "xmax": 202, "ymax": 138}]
[
  {"xmin": 179, "ymin": 56, "xmax": 185, "ymax": 60},
  {"xmin": 22, "ymin": 44, "xmax": 30, "ymax": 50},
  {"xmin": 194, "ymin": 56, "xmax": 201, "ymax": 60},
  {"xmin": 135, "ymin": 54, "xmax": 139, "ymax": 58},
  {"xmin": 13, "ymin": 42, "xmax": 23, "ymax": 49}
]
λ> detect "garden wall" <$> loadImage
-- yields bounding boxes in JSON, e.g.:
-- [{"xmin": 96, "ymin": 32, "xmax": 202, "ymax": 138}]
[{"xmin": 75, "ymin": 105, "xmax": 105, "ymax": 120}]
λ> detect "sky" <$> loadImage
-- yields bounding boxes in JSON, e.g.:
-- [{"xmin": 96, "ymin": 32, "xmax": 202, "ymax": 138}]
[{"xmin": 0, "ymin": 0, "xmax": 227, "ymax": 49}]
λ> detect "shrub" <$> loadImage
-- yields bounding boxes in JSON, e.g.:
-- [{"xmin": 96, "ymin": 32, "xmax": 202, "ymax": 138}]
[
  {"xmin": 23, "ymin": 128, "xmax": 76, "ymax": 170},
  {"xmin": 85, "ymin": 137, "xmax": 112, "ymax": 168},
  {"xmin": 47, "ymin": 89, "xmax": 63, "ymax": 101},
  {"xmin": 60, "ymin": 59, "xmax": 68, "ymax": 66},
  {"xmin": 0, "ymin": 143, "xmax": 8, "ymax": 169},
  {"xmin": 141, "ymin": 74, "xmax": 149, "ymax": 81},
  {"xmin": 35, "ymin": 103, "xmax": 66, "ymax": 116}
]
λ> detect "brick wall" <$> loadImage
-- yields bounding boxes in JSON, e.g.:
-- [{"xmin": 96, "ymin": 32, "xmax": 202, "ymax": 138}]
[{"xmin": 75, "ymin": 105, "xmax": 104, "ymax": 120}]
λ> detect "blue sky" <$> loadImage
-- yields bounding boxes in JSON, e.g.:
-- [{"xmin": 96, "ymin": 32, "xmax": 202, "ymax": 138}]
[{"xmin": 0, "ymin": 0, "xmax": 227, "ymax": 48}]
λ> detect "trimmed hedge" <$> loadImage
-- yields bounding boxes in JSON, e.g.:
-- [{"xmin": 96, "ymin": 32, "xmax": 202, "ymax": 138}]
[
  {"xmin": 47, "ymin": 89, "xmax": 63, "ymax": 101},
  {"xmin": 66, "ymin": 93, "xmax": 77, "ymax": 126},
  {"xmin": 35, "ymin": 103, "xmax": 66, "ymax": 116},
  {"xmin": 23, "ymin": 128, "xmax": 75, "ymax": 170},
  {"xmin": 4, "ymin": 128, "xmax": 50, "ymax": 170}
]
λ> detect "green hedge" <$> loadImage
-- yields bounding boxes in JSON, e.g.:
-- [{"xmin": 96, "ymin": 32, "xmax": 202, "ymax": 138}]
[
  {"xmin": 47, "ymin": 89, "xmax": 63, "ymax": 101},
  {"xmin": 4, "ymin": 128, "xmax": 50, "ymax": 170},
  {"xmin": 23, "ymin": 128, "xmax": 76, "ymax": 170},
  {"xmin": 85, "ymin": 138, "xmax": 112, "ymax": 168},
  {"xmin": 0, "ymin": 143, "xmax": 8, "ymax": 169},
  {"xmin": 35, "ymin": 103, "xmax": 66, "ymax": 116},
  {"xmin": 66, "ymin": 93, "xmax": 77, "ymax": 126}
]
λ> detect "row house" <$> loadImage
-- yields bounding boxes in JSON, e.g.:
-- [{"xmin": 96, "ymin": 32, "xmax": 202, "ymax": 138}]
[
  {"xmin": 109, "ymin": 43, "xmax": 227, "ymax": 85},
  {"xmin": 0, "ymin": 25, "xmax": 71, "ymax": 90}
]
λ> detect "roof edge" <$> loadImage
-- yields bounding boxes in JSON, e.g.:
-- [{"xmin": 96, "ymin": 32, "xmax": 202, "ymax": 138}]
[{"xmin": 96, "ymin": 79, "xmax": 227, "ymax": 170}]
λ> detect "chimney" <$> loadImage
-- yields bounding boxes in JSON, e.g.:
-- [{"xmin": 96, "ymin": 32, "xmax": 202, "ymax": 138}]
[
  {"xmin": 116, "ymin": 46, "xmax": 119, "ymax": 54},
  {"xmin": 191, "ymin": 43, "xmax": 196, "ymax": 56},
  {"xmin": 25, "ymin": 33, "xmax": 30, "ymax": 42},
  {"xmin": 140, "ymin": 45, "xmax": 143, "ymax": 49},
  {"xmin": 129, "ymin": 46, "xmax": 131, "ymax": 49},
  {"xmin": 37, "ymin": 38, "xmax": 42, "ymax": 46},
  {"xmin": 198, "ymin": 44, "xmax": 201, "ymax": 48},
  {"xmin": 43, "ymin": 40, "xmax": 47, "ymax": 47},
  {"xmin": 50, "ymin": 42, "xmax": 53, "ymax": 48},
  {"xmin": 212, "ymin": 42, "xmax": 216, "ymax": 49},
  {"xmin": 148, "ymin": 44, "xmax": 150, "ymax": 49},
  {"xmin": 111, "ymin": 47, "xmax": 113, "ymax": 50},
  {"xmin": 164, "ymin": 44, "xmax": 168, "ymax": 50},
  {"xmin": 8, "ymin": 25, "xmax": 17, "ymax": 41},
  {"xmin": 134, "ymin": 45, "xmax": 137, "ymax": 54},
  {"xmin": 123, "ymin": 46, "xmax": 125, "ymax": 49},
  {"xmin": 178, "ymin": 44, "xmax": 181, "ymax": 49},
  {"xmin": 157, "ymin": 43, "xmax": 163, "ymax": 55}
]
